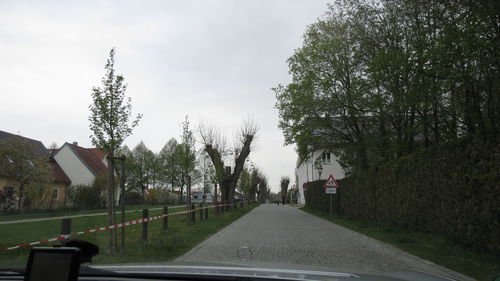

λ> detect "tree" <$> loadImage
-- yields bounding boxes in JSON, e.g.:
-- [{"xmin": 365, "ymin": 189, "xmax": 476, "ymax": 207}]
[
  {"xmin": 274, "ymin": 0, "xmax": 500, "ymax": 174},
  {"xmin": 199, "ymin": 120, "xmax": 259, "ymax": 206},
  {"xmin": 237, "ymin": 167, "xmax": 251, "ymax": 197},
  {"xmin": 177, "ymin": 116, "xmax": 197, "ymax": 202},
  {"xmin": 256, "ymin": 175, "xmax": 270, "ymax": 203},
  {"xmin": 198, "ymin": 150, "xmax": 215, "ymax": 195},
  {"xmin": 280, "ymin": 176, "xmax": 290, "ymax": 205},
  {"xmin": 158, "ymin": 138, "xmax": 181, "ymax": 192},
  {"xmin": 115, "ymin": 145, "xmax": 133, "ymax": 190},
  {"xmin": 88, "ymin": 48, "xmax": 142, "ymax": 253},
  {"xmin": 0, "ymin": 136, "xmax": 51, "ymax": 210},
  {"xmin": 129, "ymin": 141, "xmax": 154, "ymax": 197}
]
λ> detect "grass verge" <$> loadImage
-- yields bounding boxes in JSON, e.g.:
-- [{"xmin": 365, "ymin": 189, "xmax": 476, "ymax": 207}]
[
  {"xmin": 0, "ymin": 204, "xmax": 182, "ymax": 222},
  {"xmin": 302, "ymin": 207, "xmax": 499, "ymax": 281},
  {"xmin": 0, "ymin": 204, "xmax": 258, "ymax": 267}
]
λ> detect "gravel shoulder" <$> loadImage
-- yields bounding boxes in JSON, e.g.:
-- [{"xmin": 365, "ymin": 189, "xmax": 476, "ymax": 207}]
[{"xmin": 176, "ymin": 204, "xmax": 472, "ymax": 281}]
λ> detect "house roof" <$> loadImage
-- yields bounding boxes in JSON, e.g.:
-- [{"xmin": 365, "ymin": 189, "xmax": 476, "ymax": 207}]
[
  {"xmin": 65, "ymin": 143, "xmax": 108, "ymax": 176},
  {"xmin": 50, "ymin": 161, "xmax": 71, "ymax": 185},
  {"xmin": 0, "ymin": 130, "xmax": 50, "ymax": 159},
  {"xmin": 88, "ymin": 148, "xmax": 106, "ymax": 161}
]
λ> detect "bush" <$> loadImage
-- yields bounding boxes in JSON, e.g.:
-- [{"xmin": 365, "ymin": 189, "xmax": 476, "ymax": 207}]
[
  {"xmin": 158, "ymin": 190, "xmax": 178, "ymax": 204},
  {"xmin": 70, "ymin": 185, "xmax": 105, "ymax": 210},
  {"xmin": 124, "ymin": 191, "xmax": 142, "ymax": 205},
  {"xmin": 143, "ymin": 189, "xmax": 178, "ymax": 205},
  {"xmin": 69, "ymin": 174, "xmax": 107, "ymax": 210},
  {"xmin": 305, "ymin": 136, "xmax": 500, "ymax": 255},
  {"xmin": 144, "ymin": 189, "xmax": 160, "ymax": 205}
]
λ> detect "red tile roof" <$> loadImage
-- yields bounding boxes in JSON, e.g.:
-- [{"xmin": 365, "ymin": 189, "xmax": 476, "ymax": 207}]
[
  {"xmin": 88, "ymin": 148, "xmax": 106, "ymax": 161},
  {"xmin": 50, "ymin": 161, "xmax": 71, "ymax": 185},
  {"xmin": 67, "ymin": 143, "xmax": 108, "ymax": 176}
]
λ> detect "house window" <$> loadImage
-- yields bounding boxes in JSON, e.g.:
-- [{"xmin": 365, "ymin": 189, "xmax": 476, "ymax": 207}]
[
  {"xmin": 322, "ymin": 152, "xmax": 331, "ymax": 163},
  {"xmin": 52, "ymin": 189, "xmax": 58, "ymax": 200}
]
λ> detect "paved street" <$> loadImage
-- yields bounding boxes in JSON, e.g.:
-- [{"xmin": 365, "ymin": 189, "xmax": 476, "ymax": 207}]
[{"xmin": 176, "ymin": 204, "xmax": 472, "ymax": 280}]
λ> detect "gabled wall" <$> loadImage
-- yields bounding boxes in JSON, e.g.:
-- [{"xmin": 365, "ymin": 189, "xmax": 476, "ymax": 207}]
[
  {"xmin": 295, "ymin": 149, "xmax": 344, "ymax": 205},
  {"xmin": 53, "ymin": 144, "xmax": 95, "ymax": 186}
]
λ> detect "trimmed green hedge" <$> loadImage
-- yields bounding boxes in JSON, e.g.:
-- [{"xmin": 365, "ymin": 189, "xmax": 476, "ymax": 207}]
[{"xmin": 305, "ymin": 137, "xmax": 500, "ymax": 255}]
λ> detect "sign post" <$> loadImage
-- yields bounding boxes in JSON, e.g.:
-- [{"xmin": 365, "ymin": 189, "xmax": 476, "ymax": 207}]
[{"xmin": 324, "ymin": 175, "xmax": 339, "ymax": 215}]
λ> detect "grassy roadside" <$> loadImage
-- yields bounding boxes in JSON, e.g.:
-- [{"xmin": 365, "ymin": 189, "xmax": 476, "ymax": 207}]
[
  {"xmin": 0, "ymin": 204, "xmax": 258, "ymax": 267},
  {"xmin": 0, "ymin": 204, "xmax": 182, "ymax": 222},
  {"xmin": 302, "ymin": 207, "xmax": 499, "ymax": 281}
]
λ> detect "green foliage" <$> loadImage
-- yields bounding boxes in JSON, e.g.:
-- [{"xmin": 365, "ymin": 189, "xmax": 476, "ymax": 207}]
[
  {"xmin": 178, "ymin": 115, "xmax": 197, "ymax": 178},
  {"xmin": 157, "ymin": 189, "xmax": 178, "ymax": 204},
  {"xmin": 124, "ymin": 191, "xmax": 142, "ymax": 205},
  {"xmin": 275, "ymin": 0, "xmax": 500, "ymax": 173},
  {"xmin": 88, "ymin": 48, "xmax": 142, "ymax": 155},
  {"xmin": 128, "ymin": 141, "xmax": 156, "ymax": 196},
  {"xmin": 280, "ymin": 176, "xmax": 290, "ymax": 203},
  {"xmin": 70, "ymin": 175, "xmax": 107, "ymax": 210},
  {"xmin": 0, "ymin": 136, "xmax": 51, "ymax": 210},
  {"xmin": 305, "ymin": 136, "xmax": 500, "ymax": 256},
  {"xmin": 158, "ymin": 138, "xmax": 182, "ymax": 191}
]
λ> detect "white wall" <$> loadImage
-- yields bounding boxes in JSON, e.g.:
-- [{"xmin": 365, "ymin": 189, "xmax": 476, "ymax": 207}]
[
  {"xmin": 54, "ymin": 145, "xmax": 95, "ymax": 186},
  {"xmin": 295, "ymin": 149, "xmax": 345, "ymax": 205}
]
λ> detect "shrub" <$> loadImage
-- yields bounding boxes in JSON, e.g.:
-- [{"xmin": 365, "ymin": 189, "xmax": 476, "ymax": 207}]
[
  {"xmin": 124, "ymin": 191, "xmax": 142, "ymax": 205},
  {"xmin": 69, "ymin": 174, "xmax": 107, "ymax": 210},
  {"xmin": 70, "ymin": 185, "xmax": 105, "ymax": 210},
  {"xmin": 144, "ymin": 189, "xmax": 160, "ymax": 205},
  {"xmin": 158, "ymin": 190, "xmax": 178, "ymax": 204}
]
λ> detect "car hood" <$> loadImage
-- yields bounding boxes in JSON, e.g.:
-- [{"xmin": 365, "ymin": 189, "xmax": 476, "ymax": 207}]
[{"xmin": 93, "ymin": 261, "xmax": 458, "ymax": 281}]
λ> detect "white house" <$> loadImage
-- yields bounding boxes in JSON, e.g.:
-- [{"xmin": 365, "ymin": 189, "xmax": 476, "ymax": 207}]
[
  {"xmin": 295, "ymin": 149, "xmax": 345, "ymax": 205},
  {"xmin": 52, "ymin": 142, "xmax": 108, "ymax": 186}
]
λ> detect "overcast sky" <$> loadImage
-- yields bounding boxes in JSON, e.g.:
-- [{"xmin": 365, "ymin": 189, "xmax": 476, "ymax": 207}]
[{"xmin": 0, "ymin": 0, "xmax": 330, "ymax": 192}]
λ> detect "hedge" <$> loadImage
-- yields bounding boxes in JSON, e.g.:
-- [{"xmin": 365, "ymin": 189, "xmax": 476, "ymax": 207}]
[{"xmin": 304, "ymin": 136, "xmax": 500, "ymax": 255}]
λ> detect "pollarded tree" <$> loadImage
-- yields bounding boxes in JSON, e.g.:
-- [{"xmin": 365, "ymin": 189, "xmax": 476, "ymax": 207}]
[
  {"xmin": 199, "ymin": 120, "xmax": 259, "ymax": 206},
  {"xmin": 280, "ymin": 176, "xmax": 290, "ymax": 205},
  {"xmin": 88, "ymin": 48, "xmax": 142, "ymax": 253}
]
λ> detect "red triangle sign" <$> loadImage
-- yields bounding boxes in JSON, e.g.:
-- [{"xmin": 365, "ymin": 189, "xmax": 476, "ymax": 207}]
[{"xmin": 324, "ymin": 175, "xmax": 339, "ymax": 188}]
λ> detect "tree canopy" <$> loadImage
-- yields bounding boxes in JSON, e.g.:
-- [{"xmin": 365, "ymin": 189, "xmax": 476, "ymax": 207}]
[{"xmin": 275, "ymin": 0, "xmax": 499, "ymax": 173}]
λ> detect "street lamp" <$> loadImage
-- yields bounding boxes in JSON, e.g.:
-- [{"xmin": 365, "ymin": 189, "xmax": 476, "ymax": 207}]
[{"xmin": 317, "ymin": 163, "xmax": 323, "ymax": 180}]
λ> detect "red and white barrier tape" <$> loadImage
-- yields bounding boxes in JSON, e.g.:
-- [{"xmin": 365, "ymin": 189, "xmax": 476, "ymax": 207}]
[{"xmin": 0, "ymin": 203, "xmax": 236, "ymax": 252}]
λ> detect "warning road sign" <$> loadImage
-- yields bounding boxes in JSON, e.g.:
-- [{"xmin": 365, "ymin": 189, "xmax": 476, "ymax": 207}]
[{"xmin": 324, "ymin": 175, "xmax": 339, "ymax": 188}]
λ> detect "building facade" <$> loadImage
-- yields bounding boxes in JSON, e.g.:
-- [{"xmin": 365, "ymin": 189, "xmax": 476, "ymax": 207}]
[{"xmin": 295, "ymin": 149, "xmax": 345, "ymax": 205}]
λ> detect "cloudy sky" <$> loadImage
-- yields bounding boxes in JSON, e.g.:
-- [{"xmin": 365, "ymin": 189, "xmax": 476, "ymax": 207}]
[{"xmin": 0, "ymin": 0, "xmax": 330, "ymax": 192}]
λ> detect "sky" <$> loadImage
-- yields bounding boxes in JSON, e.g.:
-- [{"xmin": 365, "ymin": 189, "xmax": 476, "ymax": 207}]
[{"xmin": 0, "ymin": 0, "xmax": 330, "ymax": 192}]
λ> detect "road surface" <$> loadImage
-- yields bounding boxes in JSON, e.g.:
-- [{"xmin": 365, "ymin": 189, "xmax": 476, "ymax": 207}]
[{"xmin": 176, "ymin": 204, "xmax": 472, "ymax": 280}]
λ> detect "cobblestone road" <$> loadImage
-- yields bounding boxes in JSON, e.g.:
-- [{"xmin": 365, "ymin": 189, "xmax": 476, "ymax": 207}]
[{"xmin": 176, "ymin": 204, "xmax": 472, "ymax": 280}]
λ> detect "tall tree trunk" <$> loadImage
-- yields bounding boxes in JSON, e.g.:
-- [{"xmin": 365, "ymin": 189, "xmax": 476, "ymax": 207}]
[{"xmin": 17, "ymin": 183, "xmax": 24, "ymax": 211}]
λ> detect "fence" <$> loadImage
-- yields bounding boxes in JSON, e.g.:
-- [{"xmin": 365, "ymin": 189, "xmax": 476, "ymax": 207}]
[{"xmin": 0, "ymin": 202, "xmax": 246, "ymax": 252}]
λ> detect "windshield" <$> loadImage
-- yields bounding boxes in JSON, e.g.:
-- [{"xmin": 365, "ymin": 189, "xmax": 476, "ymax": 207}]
[{"xmin": 0, "ymin": 1, "xmax": 498, "ymax": 281}]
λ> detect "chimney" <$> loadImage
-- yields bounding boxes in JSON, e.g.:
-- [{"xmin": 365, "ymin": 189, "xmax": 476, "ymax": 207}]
[{"xmin": 72, "ymin": 142, "xmax": 78, "ymax": 146}]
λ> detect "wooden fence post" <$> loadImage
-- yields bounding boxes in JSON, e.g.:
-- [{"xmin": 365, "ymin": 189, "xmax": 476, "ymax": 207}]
[
  {"xmin": 142, "ymin": 209, "xmax": 148, "ymax": 242},
  {"xmin": 60, "ymin": 218, "xmax": 72, "ymax": 245},
  {"xmin": 204, "ymin": 206, "xmax": 208, "ymax": 220},
  {"xmin": 163, "ymin": 206, "xmax": 168, "ymax": 232}
]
